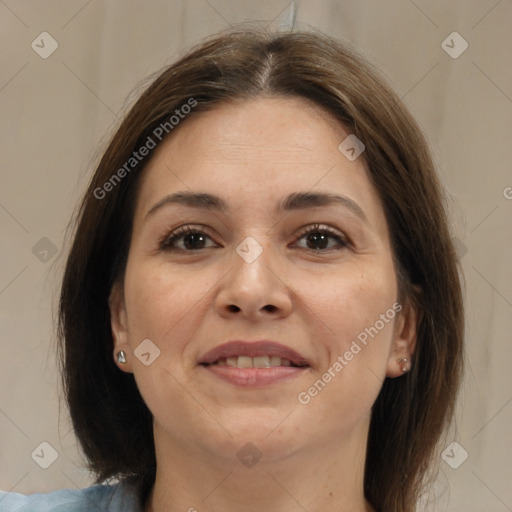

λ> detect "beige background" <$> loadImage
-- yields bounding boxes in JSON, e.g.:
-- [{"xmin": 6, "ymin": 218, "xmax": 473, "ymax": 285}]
[{"xmin": 1, "ymin": 1, "xmax": 511, "ymax": 510}]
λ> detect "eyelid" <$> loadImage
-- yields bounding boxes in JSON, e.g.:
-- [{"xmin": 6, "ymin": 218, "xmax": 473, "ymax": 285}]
[{"xmin": 295, "ymin": 222, "xmax": 345, "ymax": 239}]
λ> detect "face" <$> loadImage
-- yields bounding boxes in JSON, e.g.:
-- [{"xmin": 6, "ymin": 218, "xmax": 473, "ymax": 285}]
[{"xmin": 110, "ymin": 96, "xmax": 417, "ymax": 466}]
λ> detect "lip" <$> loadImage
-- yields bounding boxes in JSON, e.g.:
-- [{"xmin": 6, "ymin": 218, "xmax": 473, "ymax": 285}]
[
  {"xmin": 198, "ymin": 340, "xmax": 311, "ymax": 387},
  {"xmin": 201, "ymin": 365, "xmax": 308, "ymax": 387},
  {"xmin": 198, "ymin": 340, "xmax": 310, "ymax": 367}
]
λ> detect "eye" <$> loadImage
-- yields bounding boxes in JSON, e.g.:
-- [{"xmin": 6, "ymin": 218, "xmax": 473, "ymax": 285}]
[
  {"xmin": 159, "ymin": 223, "xmax": 349, "ymax": 253},
  {"xmin": 159, "ymin": 225, "xmax": 218, "ymax": 252},
  {"xmin": 294, "ymin": 223, "xmax": 349, "ymax": 251}
]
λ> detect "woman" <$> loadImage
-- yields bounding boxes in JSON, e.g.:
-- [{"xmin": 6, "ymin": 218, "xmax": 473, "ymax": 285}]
[{"xmin": 0, "ymin": 28, "xmax": 463, "ymax": 512}]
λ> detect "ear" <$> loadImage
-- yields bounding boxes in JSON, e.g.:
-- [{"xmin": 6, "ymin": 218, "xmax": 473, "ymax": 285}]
[
  {"xmin": 386, "ymin": 294, "xmax": 422, "ymax": 378},
  {"xmin": 109, "ymin": 282, "xmax": 134, "ymax": 373}
]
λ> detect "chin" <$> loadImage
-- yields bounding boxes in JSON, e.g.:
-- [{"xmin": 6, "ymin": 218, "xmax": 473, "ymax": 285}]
[{"xmin": 209, "ymin": 412, "xmax": 308, "ymax": 455}]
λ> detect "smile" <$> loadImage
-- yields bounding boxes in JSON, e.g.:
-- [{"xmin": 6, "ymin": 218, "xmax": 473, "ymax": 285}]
[
  {"xmin": 208, "ymin": 355, "xmax": 302, "ymax": 368},
  {"xmin": 198, "ymin": 340, "xmax": 311, "ymax": 386}
]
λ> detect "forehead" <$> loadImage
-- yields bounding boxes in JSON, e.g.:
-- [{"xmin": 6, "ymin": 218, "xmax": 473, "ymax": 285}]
[{"xmin": 134, "ymin": 96, "xmax": 385, "ymax": 229}]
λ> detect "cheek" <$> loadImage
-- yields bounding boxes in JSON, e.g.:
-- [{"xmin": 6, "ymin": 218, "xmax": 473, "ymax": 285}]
[
  {"xmin": 302, "ymin": 263, "xmax": 398, "ymax": 399},
  {"xmin": 121, "ymin": 264, "xmax": 208, "ymax": 423},
  {"xmin": 123, "ymin": 261, "xmax": 206, "ymax": 345},
  {"xmin": 309, "ymin": 263, "xmax": 397, "ymax": 342},
  {"xmin": 298, "ymin": 266, "xmax": 397, "ymax": 412}
]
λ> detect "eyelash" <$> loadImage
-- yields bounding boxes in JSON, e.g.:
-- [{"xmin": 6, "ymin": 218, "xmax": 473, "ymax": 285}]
[{"xmin": 158, "ymin": 223, "xmax": 349, "ymax": 253}]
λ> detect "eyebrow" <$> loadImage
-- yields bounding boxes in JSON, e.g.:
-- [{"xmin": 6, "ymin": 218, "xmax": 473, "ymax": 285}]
[{"xmin": 145, "ymin": 191, "xmax": 368, "ymax": 223}]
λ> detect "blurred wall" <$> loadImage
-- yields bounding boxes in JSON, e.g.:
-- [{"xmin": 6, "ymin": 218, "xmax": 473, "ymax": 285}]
[{"xmin": 1, "ymin": 1, "xmax": 511, "ymax": 511}]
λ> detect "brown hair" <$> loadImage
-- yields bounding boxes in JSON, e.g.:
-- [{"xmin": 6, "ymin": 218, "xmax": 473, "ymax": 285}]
[{"xmin": 58, "ymin": 27, "xmax": 464, "ymax": 511}]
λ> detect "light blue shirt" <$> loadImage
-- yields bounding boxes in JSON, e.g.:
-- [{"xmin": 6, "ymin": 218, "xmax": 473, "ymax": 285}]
[{"xmin": 0, "ymin": 479, "xmax": 143, "ymax": 512}]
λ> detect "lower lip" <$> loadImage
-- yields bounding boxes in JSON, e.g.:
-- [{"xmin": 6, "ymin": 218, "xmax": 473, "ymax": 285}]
[{"xmin": 201, "ymin": 364, "xmax": 309, "ymax": 387}]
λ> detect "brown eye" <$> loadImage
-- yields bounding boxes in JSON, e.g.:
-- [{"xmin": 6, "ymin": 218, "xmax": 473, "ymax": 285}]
[
  {"xmin": 159, "ymin": 226, "xmax": 217, "ymax": 251},
  {"xmin": 295, "ymin": 224, "xmax": 348, "ymax": 251}
]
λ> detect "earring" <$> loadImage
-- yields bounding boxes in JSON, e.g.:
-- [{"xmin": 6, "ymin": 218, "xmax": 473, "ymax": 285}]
[
  {"xmin": 397, "ymin": 357, "xmax": 409, "ymax": 372},
  {"xmin": 116, "ymin": 350, "xmax": 127, "ymax": 364}
]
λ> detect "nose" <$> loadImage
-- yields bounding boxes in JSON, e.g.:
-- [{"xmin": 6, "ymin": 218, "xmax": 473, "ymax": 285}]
[{"xmin": 214, "ymin": 240, "xmax": 293, "ymax": 322}]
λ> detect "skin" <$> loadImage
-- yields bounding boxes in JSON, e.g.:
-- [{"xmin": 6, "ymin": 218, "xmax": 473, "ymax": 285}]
[{"xmin": 110, "ymin": 96, "xmax": 419, "ymax": 512}]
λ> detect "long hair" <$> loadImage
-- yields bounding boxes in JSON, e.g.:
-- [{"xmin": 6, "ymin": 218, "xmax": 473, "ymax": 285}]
[{"xmin": 58, "ymin": 28, "xmax": 464, "ymax": 511}]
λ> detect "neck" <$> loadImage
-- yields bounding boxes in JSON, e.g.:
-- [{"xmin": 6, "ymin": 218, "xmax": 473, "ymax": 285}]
[{"xmin": 144, "ymin": 421, "xmax": 375, "ymax": 512}]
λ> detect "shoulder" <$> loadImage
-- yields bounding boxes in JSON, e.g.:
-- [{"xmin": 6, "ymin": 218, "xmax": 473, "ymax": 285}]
[{"xmin": 0, "ymin": 479, "xmax": 142, "ymax": 512}]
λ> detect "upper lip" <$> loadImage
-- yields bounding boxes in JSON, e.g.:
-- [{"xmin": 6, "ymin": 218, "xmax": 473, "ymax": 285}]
[{"xmin": 199, "ymin": 340, "xmax": 310, "ymax": 367}]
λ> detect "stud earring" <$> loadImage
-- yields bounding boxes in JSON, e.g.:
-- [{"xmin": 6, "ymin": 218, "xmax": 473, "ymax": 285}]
[
  {"xmin": 116, "ymin": 350, "xmax": 127, "ymax": 364},
  {"xmin": 397, "ymin": 357, "xmax": 409, "ymax": 372}
]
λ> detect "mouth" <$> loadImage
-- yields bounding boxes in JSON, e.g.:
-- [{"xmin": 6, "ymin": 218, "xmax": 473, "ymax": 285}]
[
  {"xmin": 206, "ymin": 355, "xmax": 306, "ymax": 368},
  {"xmin": 198, "ymin": 340, "xmax": 311, "ymax": 387}
]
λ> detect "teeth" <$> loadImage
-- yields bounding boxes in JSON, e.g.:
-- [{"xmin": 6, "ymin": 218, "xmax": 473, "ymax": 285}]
[
  {"xmin": 237, "ymin": 356, "xmax": 253, "ymax": 368},
  {"xmin": 269, "ymin": 356, "xmax": 282, "ymax": 367},
  {"xmin": 253, "ymin": 356, "xmax": 270, "ymax": 368},
  {"xmin": 213, "ymin": 356, "xmax": 295, "ymax": 368}
]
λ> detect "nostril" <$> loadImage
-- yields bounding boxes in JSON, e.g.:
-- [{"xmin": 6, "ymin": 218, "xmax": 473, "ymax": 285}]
[{"xmin": 228, "ymin": 304, "xmax": 240, "ymax": 312}]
